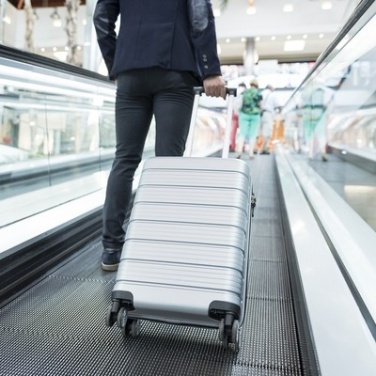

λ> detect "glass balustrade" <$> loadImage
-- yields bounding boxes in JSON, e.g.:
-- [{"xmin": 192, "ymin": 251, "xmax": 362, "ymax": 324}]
[
  {"xmin": 281, "ymin": 1, "xmax": 376, "ymax": 231},
  {"xmin": 0, "ymin": 48, "xmax": 225, "ymax": 230}
]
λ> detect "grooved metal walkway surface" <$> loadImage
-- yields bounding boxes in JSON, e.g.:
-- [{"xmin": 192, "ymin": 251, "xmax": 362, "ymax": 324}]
[{"xmin": 0, "ymin": 155, "xmax": 303, "ymax": 376}]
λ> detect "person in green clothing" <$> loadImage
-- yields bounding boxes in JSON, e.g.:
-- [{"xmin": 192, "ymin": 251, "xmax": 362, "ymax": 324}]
[{"xmin": 236, "ymin": 79, "xmax": 263, "ymax": 159}]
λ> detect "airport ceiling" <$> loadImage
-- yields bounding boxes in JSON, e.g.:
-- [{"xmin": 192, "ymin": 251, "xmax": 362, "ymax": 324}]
[
  {"xmin": 8, "ymin": 0, "xmax": 359, "ymax": 64},
  {"xmin": 212, "ymin": 0, "xmax": 360, "ymax": 63}
]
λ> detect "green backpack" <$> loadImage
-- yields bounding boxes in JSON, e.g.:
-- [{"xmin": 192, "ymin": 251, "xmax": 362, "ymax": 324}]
[{"xmin": 241, "ymin": 88, "xmax": 262, "ymax": 115}]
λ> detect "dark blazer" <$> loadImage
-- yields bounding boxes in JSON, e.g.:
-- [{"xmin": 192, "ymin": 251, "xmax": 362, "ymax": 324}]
[{"xmin": 93, "ymin": 0, "xmax": 221, "ymax": 81}]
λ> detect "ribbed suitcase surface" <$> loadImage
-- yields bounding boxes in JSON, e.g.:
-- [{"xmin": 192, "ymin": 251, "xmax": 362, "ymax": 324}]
[
  {"xmin": 112, "ymin": 156, "xmax": 251, "ymax": 318},
  {"xmin": 109, "ymin": 156, "xmax": 252, "ymax": 348}
]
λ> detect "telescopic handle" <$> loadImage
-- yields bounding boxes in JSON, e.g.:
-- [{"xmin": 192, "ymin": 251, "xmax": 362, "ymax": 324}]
[
  {"xmin": 184, "ymin": 87, "xmax": 237, "ymax": 158},
  {"xmin": 193, "ymin": 86, "xmax": 237, "ymax": 97}
]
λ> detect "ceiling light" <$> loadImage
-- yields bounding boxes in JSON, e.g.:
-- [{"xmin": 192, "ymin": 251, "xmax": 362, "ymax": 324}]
[
  {"xmin": 246, "ymin": 0, "xmax": 256, "ymax": 14},
  {"xmin": 283, "ymin": 4, "xmax": 294, "ymax": 12},
  {"xmin": 213, "ymin": 8, "xmax": 221, "ymax": 17},
  {"xmin": 284, "ymin": 40, "xmax": 305, "ymax": 51},
  {"xmin": 321, "ymin": 1, "xmax": 332, "ymax": 10},
  {"xmin": 2, "ymin": 15, "xmax": 11, "ymax": 24},
  {"xmin": 246, "ymin": 6, "xmax": 256, "ymax": 15}
]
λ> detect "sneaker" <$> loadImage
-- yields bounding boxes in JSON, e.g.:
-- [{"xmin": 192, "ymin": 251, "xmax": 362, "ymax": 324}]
[{"xmin": 101, "ymin": 248, "xmax": 122, "ymax": 271}]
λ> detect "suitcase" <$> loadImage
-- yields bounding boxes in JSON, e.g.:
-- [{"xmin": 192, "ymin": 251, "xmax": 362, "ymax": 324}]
[{"xmin": 105, "ymin": 88, "xmax": 254, "ymax": 351}]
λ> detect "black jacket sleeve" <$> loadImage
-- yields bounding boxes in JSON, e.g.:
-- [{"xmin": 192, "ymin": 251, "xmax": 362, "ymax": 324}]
[
  {"xmin": 93, "ymin": 0, "xmax": 119, "ymax": 77},
  {"xmin": 187, "ymin": 0, "xmax": 222, "ymax": 79}
]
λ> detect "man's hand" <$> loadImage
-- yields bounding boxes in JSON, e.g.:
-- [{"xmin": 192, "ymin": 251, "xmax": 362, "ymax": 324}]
[{"xmin": 203, "ymin": 75, "xmax": 226, "ymax": 99}]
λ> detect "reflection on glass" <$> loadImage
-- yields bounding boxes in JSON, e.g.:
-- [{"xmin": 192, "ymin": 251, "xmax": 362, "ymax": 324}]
[
  {"xmin": 0, "ymin": 55, "xmax": 227, "ymax": 229},
  {"xmin": 0, "ymin": 57, "xmax": 116, "ymax": 218},
  {"xmin": 281, "ymin": 4, "xmax": 376, "ymax": 231},
  {"xmin": 283, "ymin": 12, "xmax": 376, "ymax": 160}
]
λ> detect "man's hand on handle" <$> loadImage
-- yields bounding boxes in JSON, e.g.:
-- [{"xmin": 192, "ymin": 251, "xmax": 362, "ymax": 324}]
[{"xmin": 203, "ymin": 75, "xmax": 226, "ymax": 99}]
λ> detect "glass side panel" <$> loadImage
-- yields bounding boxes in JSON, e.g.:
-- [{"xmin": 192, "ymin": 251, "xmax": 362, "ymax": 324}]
[
  {"xmin": 0, "ymin": 56, "xmax": 227, "ymax": 229},
  {"xmin": 0, "ymin": 57, "xmax": 116, "ymax": 226},
  {"xmin": 282, "ymin": 3, "xmax": 376, "ymax": 231},
  {"xmin": 283, "ymin": 9, "xmax": 376, "ymax": 159}
]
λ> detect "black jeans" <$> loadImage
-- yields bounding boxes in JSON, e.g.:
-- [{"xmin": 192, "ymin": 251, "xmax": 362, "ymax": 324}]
[{"xmin": 102, "ymin": 67, "xmax": 199, "ymax": 249}]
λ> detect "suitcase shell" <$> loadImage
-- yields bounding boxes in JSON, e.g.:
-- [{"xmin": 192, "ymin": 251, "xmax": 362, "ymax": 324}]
[{"xmin": 111, "ymin": 157, "xmax": 252, "ymax": 330}]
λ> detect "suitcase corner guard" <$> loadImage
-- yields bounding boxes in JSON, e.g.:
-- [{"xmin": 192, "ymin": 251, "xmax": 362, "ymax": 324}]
[
  {"xmin": 208, "ymin": 301, "xmax": 240, "ymax": 320},
  {"xmin": 209, "ymin": 301, "xmax": 241, "ymax": 346},
  {"xmin": 111, "ymin": 290, "xmax": 134, "ymax": 309}
]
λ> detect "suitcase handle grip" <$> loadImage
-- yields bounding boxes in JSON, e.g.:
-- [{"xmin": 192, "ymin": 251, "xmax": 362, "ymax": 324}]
[{"xmin": 193, "ymin": 86, "xmax": 237, "ymax": 97}]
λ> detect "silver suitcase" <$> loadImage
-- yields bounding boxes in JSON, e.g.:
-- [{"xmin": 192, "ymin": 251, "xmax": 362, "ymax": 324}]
[{"xmin": 106, "ymin": 88, "xmax": 253, "ymax": 350}]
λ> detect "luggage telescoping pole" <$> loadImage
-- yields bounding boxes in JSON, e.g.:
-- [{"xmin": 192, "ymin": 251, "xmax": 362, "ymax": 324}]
[
  {"xmin": 222, "ymin": 87, "xmax": 237, "ymax": 159},
  {"xmin": 184, "ymin": 87, "xmax": 237, "ymax": 158}
]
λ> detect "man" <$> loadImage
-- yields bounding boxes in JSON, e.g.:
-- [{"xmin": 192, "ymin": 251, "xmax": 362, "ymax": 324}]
[{"xmin": 93, "ymin": 0, "xmax": 226, "ymax": 271}]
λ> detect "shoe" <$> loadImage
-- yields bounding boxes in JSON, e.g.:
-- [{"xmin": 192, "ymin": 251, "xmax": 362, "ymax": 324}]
[
  {"xmin": 101, "ymin": 248, "xmax": 122, "ymax": 271},
  {"xmin": 321, "ymin": 154, "xmax": 328, "ymax": 162},
  {"xmin": 236, "ymin": 154, "xmax": 242, "ymax": 159}
]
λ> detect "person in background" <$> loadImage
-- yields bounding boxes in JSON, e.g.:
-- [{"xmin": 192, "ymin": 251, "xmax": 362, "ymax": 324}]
[
  {"xmin": 301, "ymin": 84, "xmax": 328, "ymax": 161},
  {"xmin": 260, "ymin": 84, "xmax": 280, "ymax": 154},
  {"xmin": 236, "ymin": 79, "xmax": 262, "ymax": 159},
  {"xmin": 229, "ymin": 82, "xmax": 246, "ymax": 152},
  {"xmin": 93, "ymin": 0, "xmax": 226, "ymax": 271}
]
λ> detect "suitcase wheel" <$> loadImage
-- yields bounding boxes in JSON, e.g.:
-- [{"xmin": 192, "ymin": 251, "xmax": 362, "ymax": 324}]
[
  {"xmin": 122, "ymin": 319, "xmax": 141, "ymax": 339},
  {"xmin": 231, "ymin": 319, "xmax": 240, "ymax": 352},
  {"xmin": 117, "ymin": 307, "xmax": 128, "ymax": 329},
  {"xmin": 218, "ymin": 317, "xmax": 240, "ymax": 351},
  {"xmin": 107, "ymin": 301, "xmax": 141, "ymax": 339},
  {"xmin": 222, "ymin": 335, "xmax": 229, "ymax": 349},
  {"xmin": 105, "ymin": 302, "xmax": 120, "ymax": 327},
  {"xmin": 218, "ymin": 318, "xmax": 226, "ymax": 341}
]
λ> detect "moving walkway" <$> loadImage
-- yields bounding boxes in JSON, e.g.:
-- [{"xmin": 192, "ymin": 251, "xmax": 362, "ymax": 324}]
[{"xmin": 1, "ymin": 2, "xmax": 376, "ymax": 374}]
